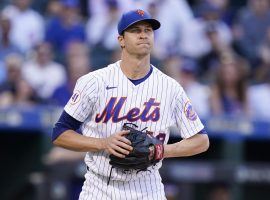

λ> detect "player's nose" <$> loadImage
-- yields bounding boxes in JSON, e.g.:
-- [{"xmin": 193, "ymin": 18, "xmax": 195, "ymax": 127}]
[{"xmin": 138, "ymin": 30, "xmax": 148, "ymax": 39}]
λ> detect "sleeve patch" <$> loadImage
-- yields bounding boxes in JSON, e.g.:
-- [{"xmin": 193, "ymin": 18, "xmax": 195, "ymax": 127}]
[
  {"xmin": 184, "ymin": 101, "xmax": 197, "ymax": 121},
  {"xmin": 70, "ymin": 90, "xmax": 81, "ymax": 105}
]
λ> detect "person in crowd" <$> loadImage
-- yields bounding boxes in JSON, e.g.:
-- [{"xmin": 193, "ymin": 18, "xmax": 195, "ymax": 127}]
[
  {"xmin": 0, "ymin": 12, "xmax": 21, "ymax": 64},
  {"xmin": 0, "ymin": 53, "xmax": 38, "ymax": 107},
  {"xmin": 45, "ymin": 0, "xmax": 86, "ymax": 62},
  {"xmin": 149, "ymin": 0, "xmax": 197, "ymax": 59},
  {"xmin": 22, "ymin": 42, "xmax": 66, "ymax": 101},
  {"xmin": 248, "ymin": 80, "xmax": 270, "ymax": 122},
  {"xmin": 170, "ymin": 0, "xmax": 233, "ymax": 60},
  {"xmin": 232, "ymin": 0, "xmax": 270, "ymax": 65},
  {"xmin": 86, "ymin": 0, "xmax": 120, "ymax": 69},
  {"xmin": 50, "ymin": 41, "xmax": 91, "ymax": 106},
  {"xmin": 199, "ymin": 20, "xmax": 234, "ymax": 82},
  {"xmin": 86, "ymin": 0, "xmax": 119, "ymax": 51},
  {"xmin": 2, "ymin": 0, "xmax": 45, "ymax": 52},
  {"xmin": 45, "ymin": 0, "xmax": 64, "ymax": 20},
  {"xmin": 252, "ymin": 26, "xmax": 270, "ymax": 83},
  {"xmin": 209, "ymin": 52, "xmax": 250, "ymax": 116},
  {"xmin": 193, "ymin": 0, "xmax": 236, "ymax": 26}
]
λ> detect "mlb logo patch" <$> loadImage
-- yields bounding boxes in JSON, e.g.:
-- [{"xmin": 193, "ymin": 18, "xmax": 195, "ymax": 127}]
[{"xmin": 70, "ymin": 90, "xmax": 81, "ymax": 105}]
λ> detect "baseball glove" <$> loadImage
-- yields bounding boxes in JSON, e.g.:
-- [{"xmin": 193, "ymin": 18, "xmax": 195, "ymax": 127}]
[{"xmin": 109, "ymin": 123, "xmax": 164, "ymax": 171}]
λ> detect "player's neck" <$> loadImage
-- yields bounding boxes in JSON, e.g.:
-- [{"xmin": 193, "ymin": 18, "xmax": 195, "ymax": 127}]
[{"xmin": 120, "ymin": 54, "xmax": 151, "ymax": 80}]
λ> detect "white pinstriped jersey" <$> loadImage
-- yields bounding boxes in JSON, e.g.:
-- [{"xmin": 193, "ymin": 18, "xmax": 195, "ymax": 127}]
[{"xmin": 64, "ymin": 60, "xmax": 204, "ymax": 198}]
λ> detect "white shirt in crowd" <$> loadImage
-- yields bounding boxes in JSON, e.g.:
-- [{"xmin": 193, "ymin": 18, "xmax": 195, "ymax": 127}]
[
  {"xmin": 22, "ymin": 60, "xmax": 66, "ymax": 99},
  {"xmin": 248, "ymin": 84, "xmax": 270, "ymax": 121},
  {"xmin": 2, "ymin": 5, "xmax": 45, "ymax": 52}
]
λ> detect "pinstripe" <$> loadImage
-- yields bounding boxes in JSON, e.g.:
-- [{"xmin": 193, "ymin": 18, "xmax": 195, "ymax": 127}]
[
  {"xmin": 153, "ymin": 173, "xmax": 159, "ymax": 200},
  {"xmin": 139, "ymin": 175, "xmax": 144, "ymax": 199},
  {"xmin": 162, "ymin": 78, "xmax": 172, "ymax": 141},
  {"xmin": 127, "ymin": 178, "xmax": 134, "ymax": 199},
  {"xmin": 175, "ymin": 103, "xmax": 189, "ymax": 138},
  {"xmin": 91, "ymin": 77, "xmax": 103, "ymax": 199},
  {"xmin": 144, "ymin": 172, "xmax": 150, "ymax": 200},
  {"xmin": 105, "ymin": 70, "xmax": 112, "ymax": 197},
  {"xmin": 83, "ymin": 76, "xmax": 100, "ymax": 200},
  {"xmin": 98, "ymin": 69, "xmax": 110, "ymax": 200},
  {"xmin": 148, "ymin": 66, "xmax": 155, "ymax": 132},
  {"xmin": 159, "ymin": 75, "xmax": 168, "ymax": 130},
  {"xmin": 120, "ymin": 65, "xmax": 127, "ymax": 183},
  {"xmin": 152, "ymin": 71, "xmax": 159, "ymax": 132}
]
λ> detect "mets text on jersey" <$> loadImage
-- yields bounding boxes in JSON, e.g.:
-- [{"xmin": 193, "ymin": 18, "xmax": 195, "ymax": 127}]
[{"xmin": 95, "ymin": 97, "xmax": 160, "ymax": 123}]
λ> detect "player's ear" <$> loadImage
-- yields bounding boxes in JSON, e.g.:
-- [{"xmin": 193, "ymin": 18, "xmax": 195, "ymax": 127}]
[{"xmin": 118, "ymin": 35, "xmax": 125, "ymax": 48}]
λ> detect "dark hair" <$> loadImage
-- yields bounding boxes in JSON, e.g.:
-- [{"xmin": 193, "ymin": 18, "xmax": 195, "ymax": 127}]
[{"xmin": 216, "ymin": 53, "xmax": 249, "ymax": 103}]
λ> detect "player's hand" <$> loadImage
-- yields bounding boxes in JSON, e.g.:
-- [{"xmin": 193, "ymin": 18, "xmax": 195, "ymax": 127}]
[{"xmin": 101, "ymin": 130, "xmax": 133, "ymax": 158}]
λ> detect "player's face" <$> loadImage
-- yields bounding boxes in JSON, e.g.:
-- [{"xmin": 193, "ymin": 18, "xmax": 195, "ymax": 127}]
[{"xmin": 118, "ymin": 21, "xmax": 154, "ymax": 57}]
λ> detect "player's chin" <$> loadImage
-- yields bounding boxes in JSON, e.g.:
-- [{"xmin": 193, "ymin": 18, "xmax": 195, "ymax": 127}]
[{"xmin": 137, "ymin": 47, "xmax": 151, "ymax": 55}]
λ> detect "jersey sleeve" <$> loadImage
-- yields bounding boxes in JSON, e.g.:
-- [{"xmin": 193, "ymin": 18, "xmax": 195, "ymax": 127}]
[
  {"xmin": 64, "ymin": 74, "xmax": 98, "ymax": 122},
  {"xmin": 173, "ymin": 85, "xmax": 204, "ymax": 139}
]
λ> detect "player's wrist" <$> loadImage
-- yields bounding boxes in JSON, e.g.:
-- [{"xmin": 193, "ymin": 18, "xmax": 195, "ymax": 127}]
[
  {"xmin": 98, "ymin": 138, "xmax": 106, "ymax": 151},
  {"xmin": 162, "ymin": 144, "xmax": 172, "ymax": 158},
  {"xmin": 84, "ymin": 137, "xmax": 106, "ymax": 152}
]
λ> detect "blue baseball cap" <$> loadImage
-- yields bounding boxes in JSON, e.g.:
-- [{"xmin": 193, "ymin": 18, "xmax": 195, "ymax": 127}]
[{"xmin": 118, "ymin": 9, "xmax": 161, "ymax": 35}]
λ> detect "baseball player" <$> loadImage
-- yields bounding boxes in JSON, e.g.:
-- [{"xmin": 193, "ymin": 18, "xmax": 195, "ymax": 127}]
[{"xmin": 52, "ymin": 9, "xmax": 209, "ymax": 200}]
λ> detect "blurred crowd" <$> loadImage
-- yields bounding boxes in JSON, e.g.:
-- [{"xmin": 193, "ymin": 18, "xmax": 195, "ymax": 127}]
[{"xmin": 0, "ymin": 0, "xmax": 269, "ymax": 122}]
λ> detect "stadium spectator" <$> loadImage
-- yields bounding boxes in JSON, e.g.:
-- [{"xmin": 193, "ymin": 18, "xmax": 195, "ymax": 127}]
[
  {"xmin": 87, "ymin": 0, "xmax": 149, "ymax": 17},
  {"xmin": 162, "ymin": 54, "xmax": 182, "ymax": 82},
  {"xmin": 150, "ymin": 0, "xmax": 198, "ymax": 59},
  {"xmin": 0, "ymin": 53, "xmax": 38, "ymax": 107},
  {"xmin": 86, "ymin": 0, "xmax": 120, "ymax": 68},
  {"xmin": 12, "ymin": 78, "xmax": 39, "ymax": 106},
  {"xmin": 196, "ymin": 1, "xmax": 232, "ymax": 54},
  {"xmin": 248, "ymin": 81, "xmax": 270, "ymax": 122},
  {"xmin": 0, "ymin": 11, "xmax": 22, "ymax": 84},
  {"xmin": 50, "ymin": 42, "xmax": 91, "ymax": 106},
  {"xmin": 198, "ymin": 20, "xmax": 234, "ymax": 82},
  {"xmin": 45, "ymin": 0, "xmax": 86, "ymax": 63},
  {"xmin": 193, "ymin": 0, "xmax": 236, "ymax": 26},
  {"xmin": 0, "ymin": 11, "xmax": 21, "ymax": 64},
  {"xmin": 86, "ymin": 0, "xmax": 119, "ymax": 50},
  {"xmin": 209, "ymin": 52, "xmax": 250, "ymax": 116},
  {"xmin": 65, "ymin": 40, "xmax": 90, "ymax": 65},
  {"xmin": 0, "ymin": 53, "xmax": 22, "ymax": 107},
  {"xmin": 232, "ymin": 0, "xmax": 270, "ymax": 65},
  {"xmin": 45, "ymin": 0, "xmax": 64, "ymax": 20},
  {"xmin": 252, "ymin": 25, "xmax": 270, "ymax": 83},
  {"xmin": 22, "ymin": 42, "xmax": 66, "ymax": 100},
  {"xmin": 208, "ymin": 184, "xmax": 231, "ymax": 200},
  {"xmin": 2, "ymin": 0, "xmax": 45, "ymax": 52}
]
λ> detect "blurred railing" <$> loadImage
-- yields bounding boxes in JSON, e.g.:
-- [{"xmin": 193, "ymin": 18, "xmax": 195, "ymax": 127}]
[{"xmin": 0, "ymin": 106, "xmax": 62, "ymax": 132}]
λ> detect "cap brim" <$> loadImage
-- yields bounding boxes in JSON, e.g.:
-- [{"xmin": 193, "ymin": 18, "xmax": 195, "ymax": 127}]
[{"xmin": 120, "ymin": 19, "xmax": 161, "ymax": 35}]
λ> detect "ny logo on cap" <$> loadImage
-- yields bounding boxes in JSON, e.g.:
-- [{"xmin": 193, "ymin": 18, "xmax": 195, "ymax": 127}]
[{"xmin": 136, "ymin": 9, "xmax": 144, "ymax": 16}]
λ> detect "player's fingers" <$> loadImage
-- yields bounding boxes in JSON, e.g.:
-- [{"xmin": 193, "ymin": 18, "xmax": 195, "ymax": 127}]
[
  {"xmin": 112, "ymin": 144, "xmax": 130, "ymax": 156},
  {"xmin": 117, "ymin": 140, "xmax": 133, "ymax": 152},
  {"xmin": 118, "ymin": 136, "xmax": 132, "ymax": 145},
  {"xmin": 118, "ymin": 130, "xmax": 130, "ymax": 136},
  {"xmin": 111, "ymin": 150, "xmax": 125, "ymax": 158}
]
